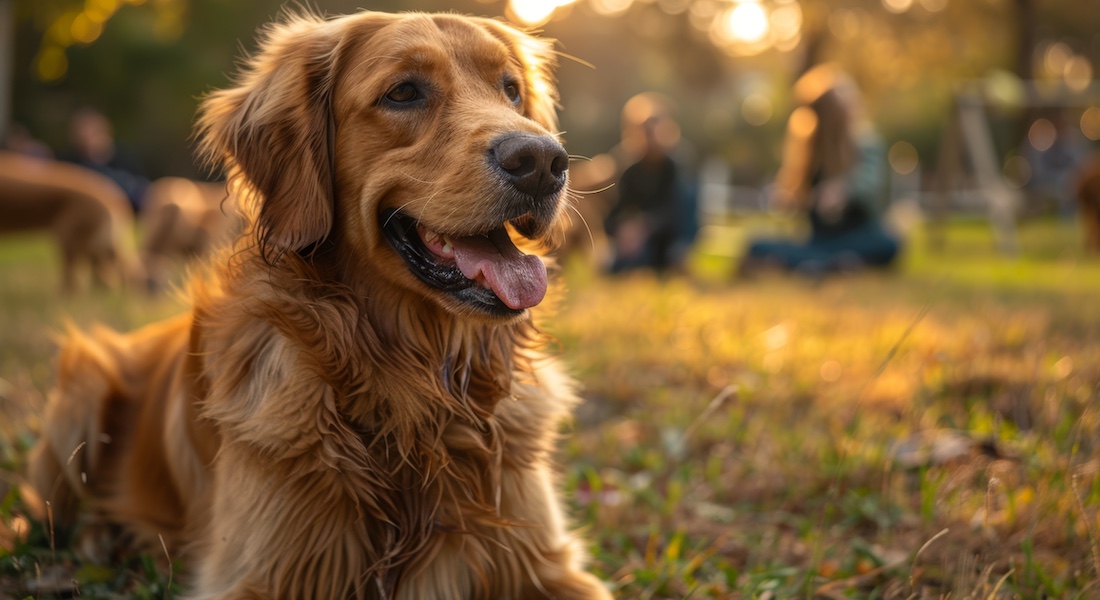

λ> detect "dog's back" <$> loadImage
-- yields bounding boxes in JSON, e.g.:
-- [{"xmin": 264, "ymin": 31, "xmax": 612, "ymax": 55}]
[
  {"xmin": 0, "ymin": 152, "xmax": 141, "ymax": 289},
  {"xmin": 27, "ymin": 313, "xmax": 218, "ymax": 556}
]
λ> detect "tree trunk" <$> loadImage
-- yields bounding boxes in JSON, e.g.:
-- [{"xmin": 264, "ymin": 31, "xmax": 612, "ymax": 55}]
[{"xmin": 0, "ymin": 0, "xmax": 13, "ymax": 142}]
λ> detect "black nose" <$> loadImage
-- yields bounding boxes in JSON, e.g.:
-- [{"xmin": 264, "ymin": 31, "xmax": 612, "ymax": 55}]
[{"xmin": 490, "ymin": 134, "xmax": 569, "ymax": 199}]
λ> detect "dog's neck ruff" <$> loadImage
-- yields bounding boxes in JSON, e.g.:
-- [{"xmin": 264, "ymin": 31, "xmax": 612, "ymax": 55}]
[{"xmin": 194, "ymin": 244, "xmax": 545, "ymax": 593}]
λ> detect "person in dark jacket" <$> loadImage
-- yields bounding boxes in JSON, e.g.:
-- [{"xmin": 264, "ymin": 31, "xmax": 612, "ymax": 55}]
[
  {"xmin": 60, "ymin": 107, "xmax": 149, "ymax": 213},
  {"xmin": 606, "ymin": 94, "xmax": 697, "ymax": 274}
]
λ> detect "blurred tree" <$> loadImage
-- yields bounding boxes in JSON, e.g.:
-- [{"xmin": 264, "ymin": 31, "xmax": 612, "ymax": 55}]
[
  {"xmin": 1, "ymin": 0, "xmax": 12, "ymax": 140},
  {"xmin": 8, "ymin": 0, "xmax": 1098, "ymax": 183}
]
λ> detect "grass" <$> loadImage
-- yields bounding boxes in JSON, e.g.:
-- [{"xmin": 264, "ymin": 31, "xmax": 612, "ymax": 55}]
[{"xmin": 1, "ymin": 217, "xmax": 1099, "ymax": 598}]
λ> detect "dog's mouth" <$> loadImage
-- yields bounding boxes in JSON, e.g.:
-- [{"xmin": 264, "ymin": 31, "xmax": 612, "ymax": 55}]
[{"xmin": 381, "ymin": 209, "xmax": 547, "ymax": 316}]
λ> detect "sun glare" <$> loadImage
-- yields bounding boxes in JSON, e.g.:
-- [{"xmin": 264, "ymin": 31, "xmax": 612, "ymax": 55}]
[
  {"xmin": 725, "ymin": 1, "xmax": 770, "ymax": 44},
  {"xmin": 509, "ymin": 0, "xmax": 577, "ymax": 25}
]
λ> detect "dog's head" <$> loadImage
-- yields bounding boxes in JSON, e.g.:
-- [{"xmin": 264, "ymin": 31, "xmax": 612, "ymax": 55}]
[{"xmin": 199, "ymin": 12, "xmax": 567, "ymax": 319}]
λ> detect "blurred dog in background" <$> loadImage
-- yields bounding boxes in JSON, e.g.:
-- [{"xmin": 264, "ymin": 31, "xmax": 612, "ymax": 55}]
[
  {"xmin": 0, "ymin": 151, "xmax": 142, "ymax": 291},
  {"xmin": 140, "ymin": 176, "xmax": 241, "ymax": 290},
  {"xmin": 1076, "ymin": 154, "xmax": 1100, "ymax": 253}
]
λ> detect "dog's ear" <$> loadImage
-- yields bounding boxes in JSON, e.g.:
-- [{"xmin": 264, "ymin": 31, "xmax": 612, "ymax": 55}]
[{"xmin": 197, "ymin": 14, "xmax": 348, "ymax": 262}]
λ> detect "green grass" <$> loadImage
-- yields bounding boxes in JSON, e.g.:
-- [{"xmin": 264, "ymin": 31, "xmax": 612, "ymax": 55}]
[{"xmin": 2, "ymin": 218, "xmax": 1099, "ymax": 598}]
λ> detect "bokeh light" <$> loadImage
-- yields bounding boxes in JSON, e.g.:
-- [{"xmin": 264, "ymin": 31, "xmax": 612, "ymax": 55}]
[
  {"xmin": 1082, "ymin": 107, "xmax": 1100, "ymax": 141},
  {"xmin": 828, "ymin": 9, "xmax": 861, "ymax": 42},
  {"xmin": 1043, "ymin": 42, "xmax": 1073, "ymax": 78},
  {"xmin": 71, "ymin": 13, "xmax": 104, "ymax": 45},
  {"xmin": 725, "ymin": 1, "xmax": 769, "ymax": 44},
  {"xmin": 1064, "ymin": 56, "xmax": 1094, "ymax": 92},
  {"xmin": 590, "ymin": 0, "xmax": 632, "ymax": 16},
  {"xmin": 741, "ymin": 93, "xmax": 773, "ymax": 126},
  {"xmin": 1027, "ymin": 118, "xmax": 1056, "ymax": 152},
  {"xmin": 881, "ymin": 0, "xmax": 914, "ymax": 14},
  {"xmin": 888, "ymin": 141, "xmax": 919, "ymax": 175},
  {"xmin": 704, "ymin": 0, "xmax": 803, "ymax": 56},
  {"xmin": 34, "ymin": 46, "xmax": 68, "ymax": 82},
  {"xmin": 770, "ymin": 2, "xmax": 802, "ymax": 42}
]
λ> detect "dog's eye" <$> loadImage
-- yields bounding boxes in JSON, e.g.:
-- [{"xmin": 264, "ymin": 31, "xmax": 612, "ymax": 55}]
[
  {"xmin": 384, "ymin": 83, "xmax": 423, "ymax": 105},
  {"xmin": 503, "ymin": 80, "xmax": 521, "ymax": 106}
]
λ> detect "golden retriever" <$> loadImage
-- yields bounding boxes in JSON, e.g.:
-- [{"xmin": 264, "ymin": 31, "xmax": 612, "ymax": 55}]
[
  {"xmin": 140, "ymin": 176, "xmax": 241, "ymax": 289},
  {"xmin": 28, "ymin": 11, "xmax": 611, "ymax": 600},
  {"xmin": 0, "ymin": 151, "xmax": 141, "ymax": 291}
]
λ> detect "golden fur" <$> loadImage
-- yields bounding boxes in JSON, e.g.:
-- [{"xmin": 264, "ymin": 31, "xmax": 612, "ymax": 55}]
[
  {"xmin": 28, "ymin": 11, "xmax": 610, "ymax": 599},
  {"xmin": 0, "ymin": 151, "xmax": 141, "ymax": 290}
]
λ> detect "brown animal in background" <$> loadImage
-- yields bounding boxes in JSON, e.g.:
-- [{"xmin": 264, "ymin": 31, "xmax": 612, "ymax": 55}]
[
  {"xmin": 0, "ymin": 151, "xmax": 141, "ymax": 290},
  {"xmin": 140, "ymin": 176, "xmax": 241, "ymax": 289},
  {"xmin": 28, "ymin": 11, "xmax": 611, "ymax": 600},
  {"xmin": 1076, "ymin": 154, "xmax": 1100, "ymax": 253}
]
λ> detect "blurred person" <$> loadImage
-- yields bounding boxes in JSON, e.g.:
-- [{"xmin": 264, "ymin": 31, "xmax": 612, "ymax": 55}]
[
  {"xmin": 739, "ymin": 64, "xmax": 899, "ymax": 278},
  {"xmin": 60, "ymin": 107, "xmax": 149, "ymax": 213},
  {"xmin": 604, "ymin": 93, "xmax": 698, "ymax": 274}
]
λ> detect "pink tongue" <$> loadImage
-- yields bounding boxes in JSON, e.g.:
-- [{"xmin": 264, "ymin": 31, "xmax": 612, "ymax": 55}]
[{"xmin": 450, "ymin": 228, "xmax": 547, "ymax": 310}]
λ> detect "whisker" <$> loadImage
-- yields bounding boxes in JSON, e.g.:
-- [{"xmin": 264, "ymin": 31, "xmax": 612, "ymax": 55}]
[
  {"xmin": 567, "ymin": 154, "xmax": 593, "ymax": 162},
  {"xmin": 417, "ymin": 189, "xmax": 445, "ymax": 224},
  {"xmin": 383, "ymin": 200, "xmax": 420, "ymax": 228},
  {"xmin": 570, "ymin": 182, "xmax": 616, "ymax": 196},
  {"xmin": 398, "ymin": 171, "xmax": 443, "ymax": 185},
  {"xmin": 566, "ymin": 202, "xmax": 598, "ymax": 251},
  {"xmin": 550, "ymin": 50, "xmax": 595, "ymax": 70}
]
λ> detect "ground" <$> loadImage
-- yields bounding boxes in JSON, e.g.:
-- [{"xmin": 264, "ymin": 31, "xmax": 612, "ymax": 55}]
[{"xmin": 1, "ymin": 217, "xmax": 1098, "ymax": 598}]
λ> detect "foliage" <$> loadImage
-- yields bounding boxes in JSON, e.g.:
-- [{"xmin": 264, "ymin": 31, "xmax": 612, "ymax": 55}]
[
  {"xmin": 9, "ymin": 0, "xmax": 1100, "ymax": 180},
  {"xmin": 0, "ymin": 218, "xmax": 1098, "ymax": 597}
]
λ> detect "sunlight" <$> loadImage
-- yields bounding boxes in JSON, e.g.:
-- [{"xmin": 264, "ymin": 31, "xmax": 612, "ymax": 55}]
[
  {"xmin": 724, "ymin": 1, "xmax": 769, "ymax": 44},
  {"xmin": 591, "ymin": 0, "xmax": 633, "ymax": 17},
  {"xmin": 881, "ymin": 0, "xmax": 914, "ymax": 14},
  {"xmin": 509, "ymin": 0, "xmax": 577, "ymax": 25}
]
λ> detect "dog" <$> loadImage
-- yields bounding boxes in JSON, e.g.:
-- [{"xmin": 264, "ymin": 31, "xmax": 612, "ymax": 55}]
[
  {"xmin": 1076, "ymin": 154, "xmax": 1100, "ymax": 253},
  {"xmin": 27, "ymin": 11, "xmax": 611, "ymax": 600},
  {"xmin": 140, "ymin": 176, "xmax": 241, "ymax": 290},
  {"xmin": 0, "ymin": 151, "xmax": 142, "ymax": 291}
]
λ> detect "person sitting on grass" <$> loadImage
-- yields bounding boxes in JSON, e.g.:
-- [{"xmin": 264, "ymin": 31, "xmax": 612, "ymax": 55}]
[{"xmin": 740, "ymin": 63, "xmax": 900, "ymax": 278}]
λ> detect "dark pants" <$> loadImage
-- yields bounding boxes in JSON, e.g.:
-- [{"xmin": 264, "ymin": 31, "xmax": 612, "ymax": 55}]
[{"xmin": 745, "ymin": 223, "xmax": 900, "ymax": 274}]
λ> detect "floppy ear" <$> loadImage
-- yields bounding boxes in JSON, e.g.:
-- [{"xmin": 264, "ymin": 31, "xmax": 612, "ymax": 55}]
[{"xmin": 197, "ymin": 14, "xmax": 346, "ymax": 261}]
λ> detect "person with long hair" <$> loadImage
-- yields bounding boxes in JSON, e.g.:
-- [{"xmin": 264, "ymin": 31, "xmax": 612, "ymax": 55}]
[{"xmin": 740, "ymin": 64, "xmax": 899, "ymax": 277}]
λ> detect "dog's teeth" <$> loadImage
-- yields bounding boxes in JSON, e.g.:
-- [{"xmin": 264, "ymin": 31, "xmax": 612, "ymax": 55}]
[{"xmin": 441, "ymin": 236, "xmax": 454, "ymax": 257}]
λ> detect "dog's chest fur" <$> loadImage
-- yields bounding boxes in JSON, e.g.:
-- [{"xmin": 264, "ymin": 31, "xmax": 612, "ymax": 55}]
[{"xmin": 187, "ymin": 254, "xmax": 573, "ymax": 597}]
